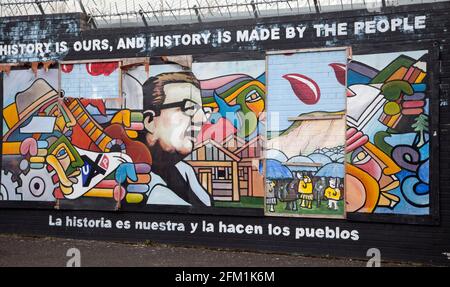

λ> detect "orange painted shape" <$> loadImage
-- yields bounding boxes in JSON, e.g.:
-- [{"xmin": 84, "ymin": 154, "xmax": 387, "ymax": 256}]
[
  {"xmin": 98, "ymin": 136, "xmax": 112, "ymax": 152},
  {"xmin": 2, "ymin": 142, "xmax": 21, "ymax": 155},
  {"xmin": 84, "ymin": 121, "xmax": 95, "ymax": 134},
  {"xmin": 90, "ymin": 129, "xmax": 103, "ymax": 142},
  {"xmin": 125, "ymin": 130, "xmax": 138, "ymax": 139},
  {"xmin": 127, "ymin": 174, "xmax": 151, "ymax": 184},
  {"xmin": 78, "ymin": 113, "xmax": 89, "ymax": 124},
  {"xmin": 363, "ymin": 142, "xmax": 401, "ymax": 175},
  {"xmin": 3, "ymin": 104, "xmax": 19, "ymax": 129},
  {"xmin": 387, "ymin": 67, "xmax": 407, "ymax": 81},
  {"xmin": 346, "ymin": 164, "xmax": 380, "ymax": 213},
  {"xmin": 84, "ymin": 188, "xmax": 114, "ymax": 198},
  {"xmin": 72, "ymin": 107, "xmax": 84, "ymax": 118},
  {"xmin": 415, "ymin": 72, "xmax": 426, "ymax": 83}
]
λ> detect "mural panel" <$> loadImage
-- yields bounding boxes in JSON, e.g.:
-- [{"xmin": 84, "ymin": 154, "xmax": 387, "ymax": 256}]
[
  {"xmin": 191, "ymin": 60, "xmax": 266, "ymax": 207},
  {"xmin": 265, "ymin": 49, "xmax": 348, "ymax": 218},
  {"xmin": 2, "ymin": 68, "xmax": 60, "ymax": 202},
  {"xmin": 1, "ymin": 64, "xmax": 152, "ymax": 209},
  {"xmin": 346, "ymin": 50, "xmax": 430, "ymax": 215}
]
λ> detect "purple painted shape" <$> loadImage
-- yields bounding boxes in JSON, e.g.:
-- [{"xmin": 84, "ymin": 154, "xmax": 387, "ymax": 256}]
[
  {"xmin": 405, "ymin": 93, "xmax": 425, "ymax": 101},
  {"xmin": 135, "ymin": 163, "xmax": 151, "ymax": 174},
  {"xmin": 348, "ymin": 61, "xmax": 379, "ymax": 78},
  {"xmin": 392, "ymin": 145, "xmax": 420, "ymax": 172}
]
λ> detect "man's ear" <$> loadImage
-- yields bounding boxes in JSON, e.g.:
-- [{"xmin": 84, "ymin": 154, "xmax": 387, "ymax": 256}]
[{"xmin": 143, "ymin": 110, "xmax": 156, "ymax": 134}]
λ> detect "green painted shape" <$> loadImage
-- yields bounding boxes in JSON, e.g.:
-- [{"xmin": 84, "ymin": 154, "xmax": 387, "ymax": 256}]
[
  {"xmin": 47, "ymin": 135, "xmax": 84, "ymax": 172},
  {"xmin": 202, "ymin": 80, "xmax": 251, "ymax": 105},
  {"xmin": 384, "ymin": 101, "xmax": 401, "ymax": 115},
  {"xmin": 130, "ymin": 112, "xmax": 143, "ymax": 122},
  {"xmin": 214, "ymin": 196, "xmax": 264, "ymax": 208},
  {"xmin": 235, "ymin": 84, "xmax": 265, "ymax": 138},
  {"xmin": 370, "ymin": 55, "xmax": 415, "ymax": 84},
  {"xmin": 381, "ymin": 80, "xmax": 414, "ymax": 101},
  {"xmin": 270, "ymin": 199, "xmax": 345, "ymax": 216},
  {"xmin": 374, "ymin": 131, "xmax": 394, "ymax": 156}
]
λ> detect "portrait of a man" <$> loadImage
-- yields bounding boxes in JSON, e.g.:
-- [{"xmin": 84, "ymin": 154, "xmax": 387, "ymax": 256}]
[{"xmin": 142, "ymin": 72, "xmax": 212, "ymax": 207}]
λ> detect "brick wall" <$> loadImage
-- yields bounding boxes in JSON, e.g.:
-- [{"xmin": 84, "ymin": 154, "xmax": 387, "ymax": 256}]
[{"xmin": 0, "ymin": 13, "xmax": 86, "ymax": 63}]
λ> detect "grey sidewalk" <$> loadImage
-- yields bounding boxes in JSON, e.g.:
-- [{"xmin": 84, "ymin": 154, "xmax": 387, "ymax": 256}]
[{"xmin": 0, "ymin": 234, "xmax": 421, "ymax": 267}]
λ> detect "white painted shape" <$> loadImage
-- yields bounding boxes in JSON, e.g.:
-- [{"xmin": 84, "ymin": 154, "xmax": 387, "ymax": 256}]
[{"xmin": 20, "ymin": 116, "xmax": 56, "ymax": 133}]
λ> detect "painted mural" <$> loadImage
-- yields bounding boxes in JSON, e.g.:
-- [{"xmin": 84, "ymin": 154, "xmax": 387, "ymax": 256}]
[
  {"xmin": 346, "ymin": 50, "xmax": 430, "ymax": 215},
  {"xmin": 1, "ymin": 64, "xmax": 153, "ymax": 209},
  {"xmin": 190, "ymin": 60, "xmax": 266, "ymax": 207},
  {"xmin": 0, "ymin": 52, "xmax": 431, "ymax": 217},
  {"xmin": 1, "ymin": 59, "xmax": 265, "ymax": 210},
  {"xmin": 265, "ymin": 50, "xmax": 348, "ymax": 218}
]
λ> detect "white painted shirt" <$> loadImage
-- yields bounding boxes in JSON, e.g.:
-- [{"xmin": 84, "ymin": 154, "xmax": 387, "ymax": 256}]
[{"xmin": 146, "ymin": 161, "xmax": 212, "ymax": 207}]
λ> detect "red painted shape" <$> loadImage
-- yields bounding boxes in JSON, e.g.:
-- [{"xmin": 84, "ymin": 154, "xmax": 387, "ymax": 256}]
[
  {"xmin": 104, "ymin": 124, "xmax": 152, "ymax": 165},
  {"xmin": 61, "ymin": 64, "xmax": 73, "ymax": 73},
  {"xmin": 283, "ymin": 73, "xmax": 321, "ymax": 105},
  {"xmin": 80, "ymin": 99, "xmax": 106, "ymax": 115},
  {"xmin": 86, "ymin": 62, "xmax": 118, "ymax": 76},
  {"xmin": 197, "ymin": 118, "xmax": 237, "ymax": 143},
  {"xmin": 329, "ymin": 63, "xmax": 347, "ymax": 86}
]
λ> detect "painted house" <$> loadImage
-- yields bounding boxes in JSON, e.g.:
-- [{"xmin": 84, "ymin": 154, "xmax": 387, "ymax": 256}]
[
  {"xmin": 186, "ymin": 135, "xmax": 265, "ymax": 201},
  {"xmin": 186, "ymin": 139, "xmax": 241, "ymax": 201}
]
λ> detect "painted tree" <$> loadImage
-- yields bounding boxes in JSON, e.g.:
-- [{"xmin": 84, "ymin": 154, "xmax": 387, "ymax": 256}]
[{"xmin": 412, "ymin": 114, "xmax": 429, "ymax": 147}]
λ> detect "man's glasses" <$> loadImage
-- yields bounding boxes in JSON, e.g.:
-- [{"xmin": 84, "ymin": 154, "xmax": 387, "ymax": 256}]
[{"xmin": 147, "ymin": 99, "xmax": 203, "ymax": 117}]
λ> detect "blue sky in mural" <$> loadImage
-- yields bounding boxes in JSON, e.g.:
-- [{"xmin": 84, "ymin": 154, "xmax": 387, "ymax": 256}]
[
  {"xmin": 193, "ymin": 60, "xmax": 264, "ymax": 79},
  {"xmin": 267, "ymin": 50, "xmax": 347, "ymax": 132},
  {"xmin": 61, "ymin": 64, "xmax": 119, "ymax": 99}
]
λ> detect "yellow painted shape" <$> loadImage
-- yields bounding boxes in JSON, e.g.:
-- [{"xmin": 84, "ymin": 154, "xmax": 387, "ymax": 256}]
[
  {"xmin": 387, "ymin": 113, "xmax": 401, "ymax": 127},
  {"xmin": 52, "ymin": 143, "xmax": 76, "ymax": 162},
  {"xmin": 60, "ymin": 184, "xmax": 74, "ymax": 196},
  {"xmin": 72, "ymin": 107, "xmax": 83, "ymax": 118},
  {"xmin": 3, "ymin": 104, "xmax": 19, "ymax": 129},
  {"xmin": 363, "ymin": 142, "xmax": 401, "ymax": 175},
  {"xmin": 111, "ymin": 110, "xmax": 131, "ymax": 128},
  {"xmin": 90, "ymin": 129, "xmax": 102, "ymax": 141},
  {"xmin": 2, "ymin": 142, "xmax": 21, "ymax": 155},
  {"xmin": 415, "ymin": 72, "xmax": 426, "ymax": 83},
  {"xmin": 125, "ymin": 130, "xmax": 138, "ymax": 139},
  {"xmin": 126, "ymin": 193, "xmax": 144, "ymax": 203},
  {"xmin": 46, "ymin": 154, "xmax": 73, "ymax": 188},
  {"xmin": 84, "ymin": 121, "xmax": 95, "ymax": 134},
  {"xmin": 84, "ymin": 188, "xmax": 114, "ymax": 198},
  {"xmin": 68, "ymin": 100, "xmax": 79, "ymax": 110},
  {"xmin": 98, "ymin": 136, "xmax": 112, "ymax": 152},
  {"xmin": 325, "ymin": 187, "xmax": 341, "ymax": 200},
  {"xmin": 78, "ymin": 113, "xmax": 89, "ymax": 124},
  {"xmin": 298, "ymin": 181, "xmax": 313, "ymax": 194},
  {"xmin": 29, "ymin": 156, "xmax": 45, "ymax": 163}
]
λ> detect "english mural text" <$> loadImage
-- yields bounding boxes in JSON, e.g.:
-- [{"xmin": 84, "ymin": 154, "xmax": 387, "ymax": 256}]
[{"xmin": 0, "ymin": 15, "xmax": 426, "ymax": 58}]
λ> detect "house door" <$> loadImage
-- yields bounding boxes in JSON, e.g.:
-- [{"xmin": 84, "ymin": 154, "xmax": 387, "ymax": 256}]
[{"xmin": 198, "ymin": 169, "xmax": 213, "ymax": 195}]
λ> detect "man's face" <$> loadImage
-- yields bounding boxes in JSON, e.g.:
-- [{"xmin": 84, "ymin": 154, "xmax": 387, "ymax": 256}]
[{"xmin": 145, "ymin": 82, "xmax": 206, "ymax": 155}]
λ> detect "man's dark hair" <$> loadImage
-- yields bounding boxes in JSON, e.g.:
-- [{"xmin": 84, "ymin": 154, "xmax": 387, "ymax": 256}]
[{"xmin": 142, "ymin": 71, "xmax": 201, "ymax": 111}]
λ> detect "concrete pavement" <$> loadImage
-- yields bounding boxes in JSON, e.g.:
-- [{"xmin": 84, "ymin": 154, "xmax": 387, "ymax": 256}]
[{"xmin": 0, "ymin": 233, "xmax": 423, "ymax": 267}]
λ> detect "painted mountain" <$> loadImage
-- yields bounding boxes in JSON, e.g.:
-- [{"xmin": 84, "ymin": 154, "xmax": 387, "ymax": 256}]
[{"xmin": 267, "ymin": 111, "xmax": 346, "ymax": 158}]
